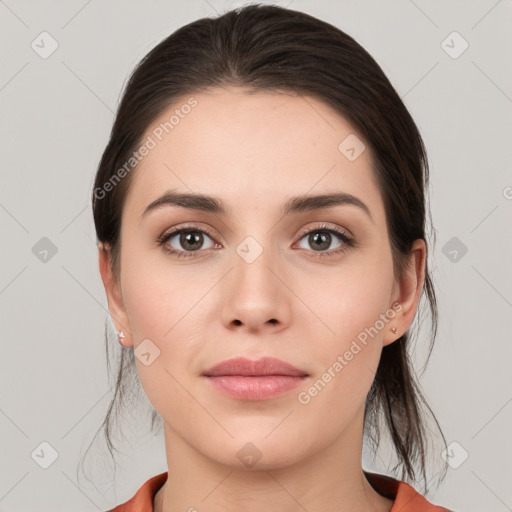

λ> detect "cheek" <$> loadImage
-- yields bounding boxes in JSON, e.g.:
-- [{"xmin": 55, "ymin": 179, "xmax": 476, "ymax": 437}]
[
  {"xmin": 294, "ymin": 266, "xmax": 393, "ymax": 428},
  {"xmin": 293, "ymin": 250, "xmax": 394, "ymax": 406},
  {"xmin": 301, "ymin": 253, "xmax": 395, "ymax": 345},
  {"xmin": 119, "ymin": 245, "xmax": 205, "ymax": 418},
  {"xmin": 119, "ymin": 237, "xmax": 202, "ymax": 341}
]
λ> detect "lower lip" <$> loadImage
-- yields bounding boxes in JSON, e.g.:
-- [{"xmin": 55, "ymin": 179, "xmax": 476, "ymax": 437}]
[{"xmin": 204, "ymin": 375, "xmax": 308, "ymax": 401}]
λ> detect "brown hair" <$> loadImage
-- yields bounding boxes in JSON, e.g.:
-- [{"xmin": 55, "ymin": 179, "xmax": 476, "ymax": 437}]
[{"xmin": 83, "ymin": 3, "xmax": 448, "ymax": 495}]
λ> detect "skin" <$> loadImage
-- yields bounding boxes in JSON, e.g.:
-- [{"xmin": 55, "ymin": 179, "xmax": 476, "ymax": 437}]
[{"xmin": 99, "ymin": 86, "xmax": 426, "ymax": 512}]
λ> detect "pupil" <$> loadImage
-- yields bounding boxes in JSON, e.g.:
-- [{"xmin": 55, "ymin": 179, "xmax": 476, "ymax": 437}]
[
  {"xmin": 182, "ymin": 231, "xmax": 202, "ymax": 251},
  {"xmin": 310, "ymin": 232, "xmax": 330, "ymax": 251}
]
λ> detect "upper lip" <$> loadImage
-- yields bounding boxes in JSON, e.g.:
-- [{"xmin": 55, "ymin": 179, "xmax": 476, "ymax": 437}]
[{"xmin": 202, "ymin": 357, "xmax": 309, "ymax": 377}]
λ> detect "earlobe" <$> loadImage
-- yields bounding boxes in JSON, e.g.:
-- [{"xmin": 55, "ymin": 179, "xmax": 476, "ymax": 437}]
[
  {"xmin": 383, "ymin": 239, "xmax": 426, "ymax": 347},
  {"xmin": 98, "ymin": 242, "xmax": 132, "ymax": 346}
]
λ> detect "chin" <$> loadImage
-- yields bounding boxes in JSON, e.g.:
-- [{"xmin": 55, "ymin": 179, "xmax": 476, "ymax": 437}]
[{"xmin": 200, "ymin": 433, "xmax": 312, "ymax": 471}]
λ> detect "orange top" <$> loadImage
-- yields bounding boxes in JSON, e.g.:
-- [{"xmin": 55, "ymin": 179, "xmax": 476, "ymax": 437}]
[{"xmin": 108, "ymin": 470, "xmax": 453, "ymax": 511}]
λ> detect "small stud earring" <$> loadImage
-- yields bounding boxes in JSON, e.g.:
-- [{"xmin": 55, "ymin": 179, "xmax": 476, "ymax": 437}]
[
  {"xmin": 391, "ymin": 327, "xmax": 398, "ymax": 334},
  {"xmin": 117, "ymin": 331, "xmax": 126, "ymax": 345}
]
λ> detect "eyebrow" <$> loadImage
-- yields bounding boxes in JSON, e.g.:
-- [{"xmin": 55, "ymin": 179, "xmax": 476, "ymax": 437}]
[{"xmin": 141, "ymin": 189, "xmax": 374, "ymax": 223}]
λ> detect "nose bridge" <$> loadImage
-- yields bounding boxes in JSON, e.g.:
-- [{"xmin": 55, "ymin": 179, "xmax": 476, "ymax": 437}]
[
  {"xmin": 233, "ymin": 233, "xmax": 277, "ymax": 298},
  {"xmin": 223, "ymin": 232, "xmax": 289, "ymax": 328}
]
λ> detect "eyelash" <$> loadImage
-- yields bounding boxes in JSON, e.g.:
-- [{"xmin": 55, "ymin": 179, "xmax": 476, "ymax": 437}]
[{"xmin": 156, "ymin": 223, "xmax": 355, "ymax": 259}]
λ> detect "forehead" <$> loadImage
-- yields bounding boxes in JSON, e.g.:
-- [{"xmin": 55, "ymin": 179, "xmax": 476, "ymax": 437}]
[{"xmin": 123, "ymin": 87, "xmax": 383, "ymax": 221}]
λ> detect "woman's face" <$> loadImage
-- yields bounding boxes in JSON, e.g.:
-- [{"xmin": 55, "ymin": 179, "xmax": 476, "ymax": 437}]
[{"xmin": 101, "ymin": 87, "xmax": 422, "ymax": 469}]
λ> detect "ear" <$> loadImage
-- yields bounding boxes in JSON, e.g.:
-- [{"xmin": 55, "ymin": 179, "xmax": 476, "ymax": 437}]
[
  {"xmin": 382, "ymin": 239, "xmax": 426, "ymax": 347},
  {"xmin": 98, "ymin": 242, "xmax": 132, "ymax": 347}
]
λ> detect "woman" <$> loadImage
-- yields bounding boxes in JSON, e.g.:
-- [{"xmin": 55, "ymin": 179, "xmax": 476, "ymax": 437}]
[{"xmin": 89, "ymin": 4, "xmax": 454, "ymax": 511}]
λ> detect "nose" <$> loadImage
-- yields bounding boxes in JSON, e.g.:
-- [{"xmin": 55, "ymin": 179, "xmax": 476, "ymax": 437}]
[{"xmin": 220, "ymin": 242, "xmax": 291, "ymax": 334}]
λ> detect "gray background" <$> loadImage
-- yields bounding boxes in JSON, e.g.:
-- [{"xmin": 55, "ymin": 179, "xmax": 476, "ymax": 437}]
[{"xmin": 1, "ymin": 0, "xmax": 511, "ymax": 511}]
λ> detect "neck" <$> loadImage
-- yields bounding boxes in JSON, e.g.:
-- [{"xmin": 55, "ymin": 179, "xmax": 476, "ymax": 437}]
[{"xmin": 154, "ymin": 406, "xmax": 393, "ymax": 512}]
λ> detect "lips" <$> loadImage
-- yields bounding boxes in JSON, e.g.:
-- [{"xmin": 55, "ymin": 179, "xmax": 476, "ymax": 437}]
[
  {"xmin": 201, "ymin": 356, "xmax": 309, "ymax": 377},
  {"xmin": 202, "ymin": 357, "xmax": 309, "ymax": 401}
]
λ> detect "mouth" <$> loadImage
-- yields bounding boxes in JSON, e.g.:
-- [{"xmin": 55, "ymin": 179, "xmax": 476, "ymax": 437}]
[
  {"xmin": 201, "ymin": 357, "xmax": 309, "ymax": 401},
  {"xmin": 202, "ymin": 356, "xmax": 309, "ymax": 377}
]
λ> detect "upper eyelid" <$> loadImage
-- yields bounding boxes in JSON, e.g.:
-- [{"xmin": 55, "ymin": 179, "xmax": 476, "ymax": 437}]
[
  {"xmin": 297, "ymin": 223, "xmax": 352, "ymax": 239},
  {"xmin": 162, "ymin": 224, "xmax": 216, "ymax": 241}
]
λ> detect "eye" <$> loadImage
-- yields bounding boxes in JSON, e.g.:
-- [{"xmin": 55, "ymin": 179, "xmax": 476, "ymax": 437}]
[
  {"xmin": 295, "ymin": 224, "xmax": 354, "ymax": 257},
  {"xmin": 157, "ymin": 223, "xmax": 355, "ymax": 259},
  {"xmin": 157, "ymin": 225, "xmax": 220, "ymax": 257}
]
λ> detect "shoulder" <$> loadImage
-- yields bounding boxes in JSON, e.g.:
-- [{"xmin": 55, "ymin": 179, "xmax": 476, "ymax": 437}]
[
  {"xmin": 393, "ymin": 480, "xmax": 455, "ymax": 511},
  {"xmin": 106, "ymin": 472, "xmax": 168, "ymax": 512},
  {"xmin": 364, "ymin": 471, "xmax": 455, "ymax": 512}
]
